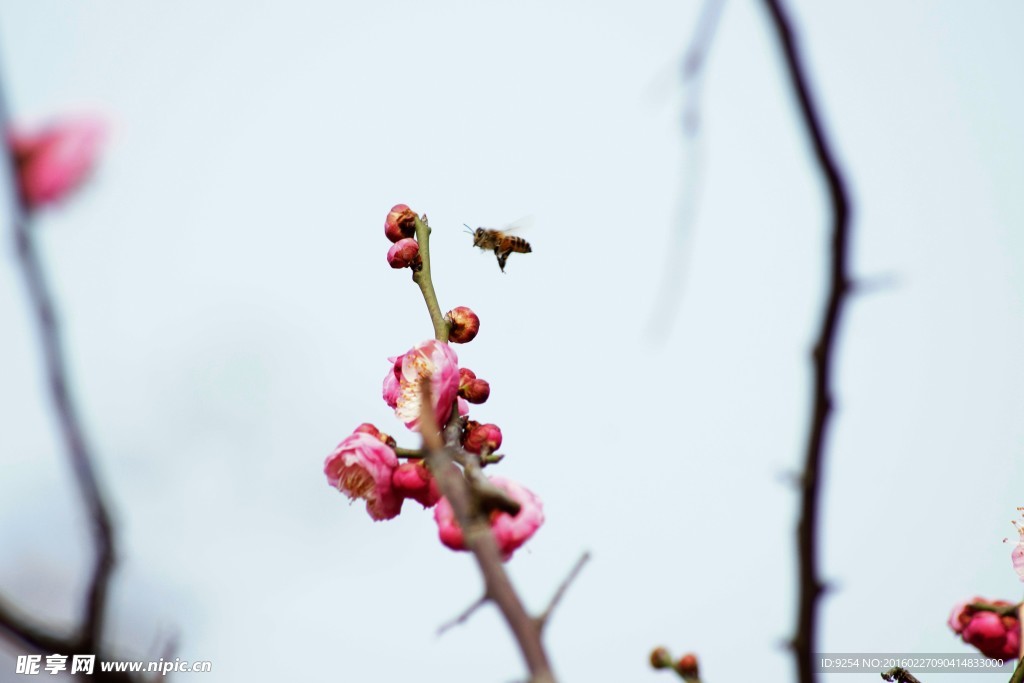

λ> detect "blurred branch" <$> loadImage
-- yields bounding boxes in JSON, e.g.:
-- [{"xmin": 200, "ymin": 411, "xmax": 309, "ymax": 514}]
[
  {"xmin": 0, "ymin": 51, "xmax": 126, "ymax": 679},
  {"xmin": 758, "ymin": 2, "xmax": 852, "ymax": 683},
  {"xmin": 681, "ymin": 0, "xmax": 727, "ymax": 135},
  {"xmin": 536, "ymin": 552, "xmax": 590, "ymax": 632},
  {"xmin": 419, "ymin": 383, "xmax": 556, "ymax": 683}
]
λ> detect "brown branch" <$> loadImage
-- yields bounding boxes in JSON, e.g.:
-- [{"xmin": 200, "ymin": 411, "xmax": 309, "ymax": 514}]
[
  {"xmin": 419, "ymin": 382, "xmax": 556, "ymax": 683},
  {"xmin": 0, "ymin": 58, "xmax": 122, "ymax": 673},
  {"xmin": 758, "ymin": 2, "xmax": 852, "ymax": 683}
]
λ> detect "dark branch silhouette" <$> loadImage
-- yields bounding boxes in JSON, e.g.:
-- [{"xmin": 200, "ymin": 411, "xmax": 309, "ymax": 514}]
[
  {"xmin": 758, "ymin": 2, "xmax": 852, "ymax": 683},
  {"xmin": 0, "ymin": 52, "xmax": 133, "ymax": 682}
]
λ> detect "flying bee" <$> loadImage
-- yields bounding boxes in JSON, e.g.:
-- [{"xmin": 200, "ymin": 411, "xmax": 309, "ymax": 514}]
[{"xmin": 464, "ymin": 223, "xmax": 533, "ymax": 272}]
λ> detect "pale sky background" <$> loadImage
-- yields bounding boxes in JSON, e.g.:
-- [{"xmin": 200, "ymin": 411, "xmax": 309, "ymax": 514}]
[{"xmin": 0, "ymin": 1, "xmax": 1022, "ymax": 682}]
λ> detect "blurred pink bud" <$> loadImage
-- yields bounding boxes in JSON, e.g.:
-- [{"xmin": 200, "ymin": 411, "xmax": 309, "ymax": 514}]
[
  {"xmin": 385, "ymin": 204, "xmax": 417, "ymax": 242},
  {"xmin": 324, "ymin": 430, "xmax": 402, "ymax": 521},
  {"xmin": 391, "ymin": 339, "xmax": 461, "ymax": 431},
  {"xmin": 10, "ymin": 116, "xmax": 105, "ymax": 209},
  {"xmin": 675, "ymin": 654, "xmax": 699, "ymax": 679},
  {"xmin": 948, "ymin": 598, "xmax": 1021, "ymax": 660},
  {"xmin": 649, "ymin": 647, "xmax": 672, "ymax": 670},
  {"xmin": 462, "ymin": 420, "xmax": 502, "ymax": 454},
  {"xmin": 445, "ymin": 306, "xmax": 480, "ymax": 344},
  {"xmin": 392, "ymin": 461, "xmax": 440, "ymax": 509},
  {"xmin": 434, "ymin": 476, "xmax": 543, "ymax": 560},
  {"xmin": 387, "ymin": 238, "xmax": 421, "ymax": 270}
]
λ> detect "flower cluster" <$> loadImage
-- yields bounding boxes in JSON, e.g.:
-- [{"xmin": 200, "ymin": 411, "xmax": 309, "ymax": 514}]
[
  {"xmin": 323, "ymin": 204, "xmax": 543, "ymax": 560},
  {"xmin": 947, "ymin": 599, "xmax": 1020, "ymax": 660}
]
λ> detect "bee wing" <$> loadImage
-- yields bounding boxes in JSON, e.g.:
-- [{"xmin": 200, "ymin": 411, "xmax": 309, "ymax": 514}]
[{"xmin": 501, "ymin": 215, "xmax": 534, "ymax": 234}]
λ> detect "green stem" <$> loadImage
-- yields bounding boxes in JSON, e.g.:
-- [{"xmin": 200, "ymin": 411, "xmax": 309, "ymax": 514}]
[
  {"xmin": 394, "ymin": 447, "xmax": 424, "ymax": 459},
  {"xmin": 1010, "ymin": 657, "xmax": 1024, "ymax": 683},
  {"xmin": 411, "ymin": 215, "xmax": 450, "ymax": 342}
]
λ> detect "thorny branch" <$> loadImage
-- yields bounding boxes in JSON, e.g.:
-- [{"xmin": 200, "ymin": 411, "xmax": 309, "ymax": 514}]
[
  {"xmin": 759, "ymin": 2, "xmax": 852, "ymax": 683},
  {"xmin": 0, "ymin": 58, "xmax": 130, "ymax": 680}
]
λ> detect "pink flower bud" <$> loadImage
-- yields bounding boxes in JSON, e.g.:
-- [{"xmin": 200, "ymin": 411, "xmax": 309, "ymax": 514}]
[
  {"xmin": 387, "ymin": 238, "xmax": 421, "ymax": 270},
  {"xmin": 462, "ymin": 421, "xmax": 502, "ymax": 454},
  {"xmin": 433, "ymin": 476, "xmax": 544, "ymax": 560},
  {"xmin": 388, "ymin": 339, "xmax": 461, "ymax": 431},
  {"xmin": 392, "ymin": 461, "xmax": 441, "ymax": 509},
  {"xmin": 445, "ymin": 306, "xmax": 480, "ymax": 344},
  {"xmin": 353, "ymin": 422, "xmax": 396, "ymax": 448},
  {"xmin": 324, "ymin": 430, "xmax": 402, "ymax": 521},
  {"xmin": 10, "ymin": 116, "xmax": 106, "ymax": 209},
  {"xmin": 948, "ymin": 598, "xmax": 1021, "ymax": 660},
  {"xmin": 675, "ymin": 654, "xmax": 699, "ymax": 679},
  {"xmin": 649, "ymin": 647, "xmax": 672, "ymax": 670},
  {"xmin": 458, "ymin": 368, "xmax": 490, "ymax": 404},
  {"xmin": 385, "ymin": 204, "xmax": 417, "ymax": 242}
]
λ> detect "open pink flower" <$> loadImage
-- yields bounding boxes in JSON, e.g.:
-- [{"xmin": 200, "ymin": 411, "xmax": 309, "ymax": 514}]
[
  {"xmin": 389, "ymin": 339, "xmax": 461, "ymax": 431},
  {"xmin": 10, "ymin": 116, "xmax": 105, "ymax": 209},
  {"xmin": 948, "ymin": 598, "xmax": 1020, "ymax": 660},
  {"xmin": 434, "ymin": 476, "xmax": 544, "ymax": 560},
  {"xmin": 324, "ymin": 429, "xmax": 402, "ymax": 521}
]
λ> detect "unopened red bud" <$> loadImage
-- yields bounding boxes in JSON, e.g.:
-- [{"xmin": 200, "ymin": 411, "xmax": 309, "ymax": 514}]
[
  {"xmin": 649, "ymin": 647, "xmax": 672, "ymax": 670},
  {"xmin": 445, "ymin": 306, "xmax": 480, "ymax": 344},
  {"xmin": 353, "ymin": 423, "xmax": 381, "ymax": 438},
  {"xmin": 385, "ymin": 204, "xmax": 417, "ymax": 242},
  {"xmin": 463, "ymin": 421, "xmax": 502, "ymax": 454},
  {"xmin": 387, "ymin": 238, "xmax": 421, "ymax": 269},
  {"xmin": 353, "ymin": 422, "xmax": 396, "ymax": 449},
  {"xmin": 460, "ymin": 378, "xmax": 490, "ymax": 404},
  {"xmin": 459, "ymin": 367, "xmax": 476, "ymax": 383},
  {"xmin": 675, "ymin": 653, "xmax": 699, "ymax": 679}
]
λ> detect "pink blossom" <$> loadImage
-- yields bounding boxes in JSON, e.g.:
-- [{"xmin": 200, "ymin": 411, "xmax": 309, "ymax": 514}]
[
  {"xmin": 324, "ymin": 430, "xmax": 402, "ymax": 521},
  {"xmin": 10, "ymin": 116, "xmax": 105, "ymax": 209},
  {"xmin": 392, "ymin": 461, "xmax": 440, "ymax": 509},
  {"xmin": 434, "ymin": 476, "xmax": 544, "ymax": 560},
  {"xmin": 948, "ymin": 598, "xmax": 1021, "ymax": 660},
  {"xmin": 390, "ymin": 339, "xmax": 461, "ymax": 431}
]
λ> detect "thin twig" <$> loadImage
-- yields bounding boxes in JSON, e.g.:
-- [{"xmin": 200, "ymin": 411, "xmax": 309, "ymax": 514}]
[
  {"xmin": 419, "ymin": 381, "xmax": 556, "ymax": 683},
  {"xmin": 681, "ymin": 0, "xmax": 727, "ymax": 135},
  {"xmin": 0, "ymin": 55, "xmax": 119, "ymax": 662},
  {"xmin": 758, "ymin": 2, "xmax": 852, "ymax": 683},
  {"xmin": 437, "ymin": 595, "xmax": 488, "ymax": 636},
  {"xmin": 536, "ymin": 552, "xmax": 590, "ymax": 632}
]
